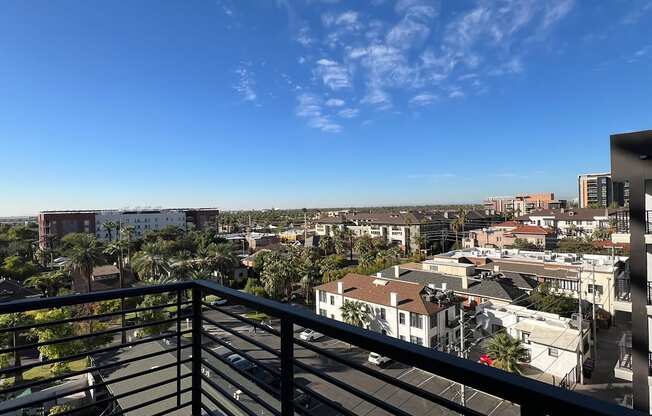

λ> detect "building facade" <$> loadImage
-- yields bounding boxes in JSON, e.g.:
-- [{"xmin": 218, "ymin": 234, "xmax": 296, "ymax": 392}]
[
  {"xmin": 484, "ymin": 193, "xmax": 563, "ymax": 216},
  {"xmin": 578, "ymin": 172, "xmax": 629, "ymax": 208},
  {"xmin": 38, "ymin": 208, "xmax": 219, "ymax": 249},
  {"xmin": 314, "ymin": 273, "xmax": 461, "ymax": 350},
  {"xmin": 516, "ymin": 208, "xmax": 617, "ymax": 238},
  {"xmin": 610, "ymin": 129, "xmax": 652, "ymax": 412},
  {"xmin": 464, "ymin": 223, "xmax": 557, "ymax": 250}
]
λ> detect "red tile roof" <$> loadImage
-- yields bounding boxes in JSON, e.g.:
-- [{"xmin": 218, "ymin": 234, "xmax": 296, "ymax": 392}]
[
  {"xmin": 494, "ymin": 221, "xmax": 520, "ymax": 228},
  {"xmin": 314, "ymin": 273, "xmax": 445, "ymax": 315},
  {"xmin": 510, "ymin": 225, "xmax": 554, "ymax": 235}
]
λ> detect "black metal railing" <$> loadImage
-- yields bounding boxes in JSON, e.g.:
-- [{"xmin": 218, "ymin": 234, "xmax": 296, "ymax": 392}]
[
  {"xmin": 613, "ymin": 209, "xmax": 652, "ymax": 234},
  {"xmin": 647, "ymin": 282, "xmax": 652, "ymax": 305},
  {"xmin": 0, "ymin": 280, "xmax": 643, "ymax": 416}
]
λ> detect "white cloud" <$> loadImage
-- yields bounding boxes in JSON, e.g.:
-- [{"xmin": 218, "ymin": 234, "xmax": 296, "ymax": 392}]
[
  {"xmin": 314, "ymin": 59, "xmax": 351, "ymax": 90},
  {"xmin": 448, "ymin": 90, "xmax": 464, "ymax": 99},
  {"xmin": 325, "ymin": 98, "xmax": 345, "ymax": 107},
  {"xmin": 295, "ymin": 25, "xmax": 314, "ymax": 46},
  {"xmin": 338, "ymin": 108, "xmax": 360, "ymax": 118},
  {"xmin": 409, "ymin": 93, "xmax": 437, "ymax": 106},
  {"xmin": 361, "ymin": 87, "xmax": 392, "ymax": 109},
  {"xmin": 542, "ymin": 0, "xmax": 574, "ymax": 29},
  {"xmin": 234, "ymin": 64, "xmax": 257, "ymax": 102},
  {"xmin": 295, "ymin": 93, "xmax": 342, "ymax": 133}
]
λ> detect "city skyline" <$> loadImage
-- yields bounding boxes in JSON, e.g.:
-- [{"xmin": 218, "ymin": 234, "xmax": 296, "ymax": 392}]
[{"xmin": 1, "ymin": 1, "xmax": 651, "ymax": 216}]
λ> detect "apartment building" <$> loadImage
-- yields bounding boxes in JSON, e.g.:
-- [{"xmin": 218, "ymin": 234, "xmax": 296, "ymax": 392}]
[
  {"xmin": 609, "ymin": 129, "xmax": 652, "ymax": 412},
  {"xmin": 476, "ymin": 302, "xmax": 591, "ymax": 384},
  {"xmin": 38, "ymin": 208, "xmax": 219, "ymax": 248},
  {"xmin": 314, "ymin": 211, "xmax": 446, "ymax": 253},
  {"xmin": 578, "ymin": 172, "xmax": 630, "ymax": 208},
  {"xmin": 516, "ymin": 207, "xmax": 617, "ymax": 238},
  {"xmin": 464, "ymin": 222, "xmax": 557, "ymax": 250},
  {"xmin": 314, "ymin": 273, "xmax": 461, "ymax": 350},
  {"xmin": 484, "ymin": 193, "xmax": 564, "ymax": 216}
]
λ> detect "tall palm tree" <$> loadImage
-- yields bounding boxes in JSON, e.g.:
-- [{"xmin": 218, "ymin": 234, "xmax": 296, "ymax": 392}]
[
  {"xmin": 340, "ymin": 300, "xmax": 370, "ymax": 328},
  {"xmin": 260, "ymin": 251, "xmax": 299, "ymax": 300},
  {"xmin": 25, "ymin": 270, "xmax": 68, "ymax": 297},
  {"xmin": 132, "ymin": 242, "xmax": 171, "ymax": 283},
  {"xmin": 67, "ymin": 234, "xmax": 104, "ymax": 293},
  {"xmin": 104, "ymin": 240, "xmax": 129, "ymax": 343},
  {"xmin": 120, "ymin": 225, "xmax": 135, "ymax": 264},
  {"xmin": 204, "ymin": 243, "xmax": 237, "ymax": 285},
  {"xmin": 486, "ymin": 332, "xmax": 529, "ymax": 374},
  {"xmin": 103, "ymin": 221, "xmax": 117, "ymax": 242}
]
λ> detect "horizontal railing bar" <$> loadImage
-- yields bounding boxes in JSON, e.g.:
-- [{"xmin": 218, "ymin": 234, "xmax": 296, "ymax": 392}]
[
  {"xmin": 0, "ymin": 281, "xmax": 194, "ymax": 314},
  {"xmin": 201, "ymin": 373, "xmax": 261, "ymax": 416},
  {"xmin": 293, "ymin": 336, "xmax": 482, "ymax": 416},
  {"xmin": 201, "ymin": 339, "xmax": 378, "ymax": 416},
  {"xmin": 292, "ymin": 357, "xmax": 413, "ymax": 416},
  {"xmin": 0, "ymin": 344, "xmax": 191, "ymax": 395},
  {"xmin": 201, "ymin": 314, "xmax": 280, "ymax": 357},
  {"xmin": 201, "ymin": 392, "xmax": 238, "ymax": 416},
  {"xmin": 200, "ymin": 357, "xmax": 281, "ymax": 416},
  {"xmin": 0, "ymin": 358, "xmax": 192, "ymax": 415},
  {"xmin": 202, "ymin": 301, "xmax": 281, "ymax": 336},
  {"xmin": 0, "ymin": 299, "xmax": 192, "ymax": 334},
  {"xmin": 0, "ymin": 329, "xmax": 191, "ymax": 376},
  {"xmin": 0, "ymin": 316, "xmax": 179, "ymax": 355},
  {"xmin": 196, "ymin": 280, "xmax": 638, "ymax": 416},
  {"xmin": 106, "ymin": 387, "xmax": 193, "ymax": 416},
  {"xmin": 201, "ymin": 329, "xmax": 281, "ymax": 377}
]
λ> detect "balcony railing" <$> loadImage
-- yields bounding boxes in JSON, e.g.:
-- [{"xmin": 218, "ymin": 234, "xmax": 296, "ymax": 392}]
[
  {"xmin": 0, "ymin": 280, "xmax": 642, "ymax": 416},
  {"xmin": 615, "ymin": 210, "xmax": 652, "ymax": 234},
  {"xmin": 648, "ymin": 282, "xmax": 652, "ymax": 305}
]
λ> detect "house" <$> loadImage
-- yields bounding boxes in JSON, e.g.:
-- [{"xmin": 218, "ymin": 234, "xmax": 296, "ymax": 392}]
[
  {"xmin": 245, "ymin": 233, "xmax": 280, "ymax": 252},
  {"xmin": 464, "ymin": 222, "xmax": 557, "ymax": 249},
  {"xmin": 0, "ymin": 278, "xmax": 41, "ymax": 302},
  {"xmin": 476, "ymin": 302, "xmax": 591, "ymax": 383},
  {"xmin": 515, "ymin": 208, "xmax": 617, "ymax": 238},
  {"xmin": 314, "ymin": 273, "xmax": 461, "ymax": 350},
  {"xmin": 72, "ymin": 265, "xmax": 133, "ymax": 293}
]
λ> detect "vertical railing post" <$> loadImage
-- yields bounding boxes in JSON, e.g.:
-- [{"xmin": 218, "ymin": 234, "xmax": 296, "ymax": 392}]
[
  {"xmin": 176, "ymin": 289, "xmax": 182, "ymax": 408},
  {"xmin": 280, "ymin": 317, "xmax": 295, "ymax": 416},
  {"xmin": 191, "ymin": 284, "xmax": 202, "ymax": 415}
]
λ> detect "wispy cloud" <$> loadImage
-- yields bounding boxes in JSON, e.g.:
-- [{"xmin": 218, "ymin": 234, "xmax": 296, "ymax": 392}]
[
  {"xmin": 234, "ymin": 63, "xmax": 257, "ymax": 102},
  {"xmin": 409, "ymin": 93, "xmax": 437, "ymax": 106},
  {"xmin": 621, "ymin": 0, "xmax": 652, "ymax": 24},
  {"xmin": 325, "ymin": 98, "xmax": 345, "ymax": 107},
  {"xmin": 338, "ymin": 108, "xmax": 359, "ymax": 118},
  {"xmin": 296, "ymin": 93, "xmax": 342, "ymax": 133},
  {"xmin": 314, "ymin": 59, "xmax": 351, "ymax": 90}
]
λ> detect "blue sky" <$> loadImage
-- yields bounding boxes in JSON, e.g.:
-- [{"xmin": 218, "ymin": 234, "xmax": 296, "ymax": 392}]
[{"xmin": 1, "ymin": 0, "xmax": 651, "ymax": 216}]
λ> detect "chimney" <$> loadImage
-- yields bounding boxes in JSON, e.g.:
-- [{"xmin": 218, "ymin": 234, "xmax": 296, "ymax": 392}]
[
  {"xmin": 462, "ymin": 275, "xmax": 469, "ymax": 289},
  {"xmin": 493, "ymin": 265, "xmax": 500, "ymax": 273},
  {"xmin": 337, "ymin": 281, "xmax": 343, "ymax": 294},
  {"xmin": 441, "ymin": 282, "xmax": 447, "ymax": 291},
  {"xmin": 376, "ymin": 272, "xmax": 382, "ymax": 278},
  {"xmin": 390, "ymin": 292, "xmax": 398, "ymax": 307},
  {"xmin": 394, "ymin": 265, "xmax": 400, "ymax": 278}
]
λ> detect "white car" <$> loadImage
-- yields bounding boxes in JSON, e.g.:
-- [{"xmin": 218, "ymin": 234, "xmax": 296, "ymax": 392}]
[
  {"xmin": 368, "ymin": 352, "xmax": 391, "ymax": 366},
  {"xmin": 210, "ymin": 298, "xmax": 228, "ymax": 306},
  {"xmin": 299, "ymin": 329, "xmax": 323, "ymax": 341}
]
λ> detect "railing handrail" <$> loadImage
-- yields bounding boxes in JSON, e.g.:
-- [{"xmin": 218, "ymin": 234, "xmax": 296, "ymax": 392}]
[{"xmin": 0, "ymin": 279, "xmax": 643, "ymax": 416}]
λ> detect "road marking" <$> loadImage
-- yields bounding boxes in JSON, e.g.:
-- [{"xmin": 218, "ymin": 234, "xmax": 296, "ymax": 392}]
[
  {"xmin": 416, "ymin": 374, "xmax": 435, "ymax": 387},
  {"xmin": 396, "ymin": 367, "xmax": 416, "ymax": 380},
  {"xmin": 487, "ymin": 400, "xmax": 505, "ymax": 416}
]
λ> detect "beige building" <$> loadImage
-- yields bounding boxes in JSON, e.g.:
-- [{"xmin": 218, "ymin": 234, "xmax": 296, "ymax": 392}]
[{"xmin": 464, "ymin": 222, "xmax": 557, "ymax": 249}]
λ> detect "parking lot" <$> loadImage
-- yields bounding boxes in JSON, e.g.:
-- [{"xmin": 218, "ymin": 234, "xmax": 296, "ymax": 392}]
[{"xmin": 196, "ymin": 305, "xmax": 521, "ymax": 416}]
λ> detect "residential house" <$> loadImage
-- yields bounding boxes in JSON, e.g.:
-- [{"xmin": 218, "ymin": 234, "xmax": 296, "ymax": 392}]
[
  {"xmin": 515, "ymin": 208, "xmax": 617, "ymax": 238},
  {"xmin": 464, "ymin": 222, "xmax": 557, "ymax": 249}
]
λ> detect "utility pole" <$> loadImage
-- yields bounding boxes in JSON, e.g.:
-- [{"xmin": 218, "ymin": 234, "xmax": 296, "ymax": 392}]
[
  {"xmin": 577, "ymin": 266, "xmax": 584, "ymax": 385},
  {"xmin": 591, "ymin": 262, "xmax": 598, "ymax": 362},
  {"xmin": 459, "ymin": 310, "xmax": 466, "ymax": 406}
]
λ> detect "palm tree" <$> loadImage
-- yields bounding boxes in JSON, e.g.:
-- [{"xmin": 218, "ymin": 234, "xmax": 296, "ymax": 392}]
[
  {"xmin": 413, "ymin": 234, "xmax": 426, "ymax": 254},
  {"xmin": 0, "ymin": 313, "xmax": 33, "ymax": 384},
  {"xmin": 103, "ymin": 221, "xmax": 117, "ymax": 242},
  {"xmin": 120, "ymin": 225, "xmax": 135, "ymax": 264},
  {"xmin": 486, "ymin": 332, "xmax": 529, "ymax": 374},
  {"xmin": 67, "ymin": 234, "xmax": 104, "ymax": 293},
  {"xmin": 104, "ymin": 240, "xmax": 129, "ymax": 343},
  {"xmin": 260, "ymin": 252, "xmax": 300, "ymax": 300},
  {"xmin": 318, "ymin": 235, "xmax": 336, "ymax": 255},
  {"xmin": 25, "ymin": 270, "xmax": 68, "ymax": 297},
  {"xmin": 340, "ymin": 300, "xmax": 370, "ymax": 328},
  {"xmin": 206, "ymin": 243, "xmax": 237, "ymax": 285},
  {"xmin": 132, "ymin": 242, "xmax": 171, "ymax": 283}
]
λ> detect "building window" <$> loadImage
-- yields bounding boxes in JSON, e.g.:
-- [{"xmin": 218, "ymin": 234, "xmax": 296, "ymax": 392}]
[
  {"xmin": 548, "ymin": 348, "xmax": 559, "ymax": 357},
  {"xmin": 521, "ymin": 331, "xmax": 530, "ymax": 344},
  {"xmin": 410, "ymin": 312, "xmax": 423, "ymax": 329},
  {"xmin": 399, "ymin": 335, "xmax": 406, "ymax": 341},
  {"xmin": 399, "ymin": 312, "xmax": 405, "ymax": 325},
  {"xmin": 430, "ymin": 316, "xmax": 437, "ymax": 328},
  {"xmin": 319, "ymin": 291, "xmax": 326, "ymax": 303},
  {"xmin": 380, "ymin": 308, "xmax": 386, "ymax": 320},
  {"xmin": 319, "ymin": 309, "xmax": 327, "ymax": 317},
  {"xmin": 330, "ymin": 295, "xmax": 335, "ymax": 305},
  {"xmin": 587, "ymin": 284, "xmax": 603, "ymax": 295},
  {"xmin": 410, "ymin": 336, "xmax": 423, "ymax": 346}
]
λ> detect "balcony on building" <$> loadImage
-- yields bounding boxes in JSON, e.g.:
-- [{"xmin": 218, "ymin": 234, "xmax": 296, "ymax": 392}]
[{"xmin": 0, "ymin": 280, "xmax": 642, "ymax": 416}]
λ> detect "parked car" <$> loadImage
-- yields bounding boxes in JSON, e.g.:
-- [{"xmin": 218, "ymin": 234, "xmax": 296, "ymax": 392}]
[
  {"xmin": 225, "ymin": 354, "xmax": 255, "ymax": 371},
  {"xmin": 299, "ymin": 329, "xmax": 323, "ymax": 342},
  {"xmin": 211, "ymin": 298, "xmax": 228, "ymax": 306},
  {"xmin": 368, "ymin": 352, "xmax": 391, "ymax": 366}
]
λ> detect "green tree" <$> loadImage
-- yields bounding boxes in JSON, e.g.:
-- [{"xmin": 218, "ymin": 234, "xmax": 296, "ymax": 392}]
[
  {"xmin": 318, "ymin": 235, "xmax": 336, "ymax": 255},
  {"xmin": 24, "ymin": 270, "xmax": 69, "ymax": 297},
  {"xmin": 49, "ymin": 404, "xmax": 74, "ymax": 415},
  {"xmin": 67, "ymin": 234, "xmax": 104, "ymax": 293},
  {"xmin": 354, "ymin": 235, "xmax": 376, "ymax": 268},
  {"xmin": 132, "ymin": 242, "xmax": 171, "ymax": 283},
  {"xmin": 136, "ymin": 295, "xmax": 171, "ymax": 337},
  {"xmin": 102, "ymin": 221, "xmax": 117, "ymax": 242},
  {"xmin": 319, "ymin": 255, "xmax": 347, "ymax": 276},
  {"xmin": 260, "ymin": 251, "xmax": 300, "ymax": 300},
  {"xmin": 0, "ymin": 255, "xmax": 38, "ymax": 281},
  {"xmin": 204, "ymin": 243, "xmax": 238, "ymax": 285},
  {"xmin": 332, "ymin": 227, "xmax": 354, "ymax": 260},
  {"xmin": 509, "ymin": 238, "xmax": 540, "ymax": 251},
  {"xmin": 340, "ymin": 300, "xmax": 370, "ymax": 328},
  {"xmin": 0, "ymin": 313, "xmax": 34, "ymax": 383},
  {"xmin": 528, "ymin": 283, "xmax": 578, "ymax": 317},
  {"xmin": 486, "ymin": 332, "xmax": 529, "ymax": 374},
  {"xmin": 32, "ymin": 308, "xmax": 78, "ymax": 375}
]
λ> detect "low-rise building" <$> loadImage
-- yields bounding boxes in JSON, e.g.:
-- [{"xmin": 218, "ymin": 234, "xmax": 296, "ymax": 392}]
[
  {"xmin": 515, "ymin": 208, "xmax": 617, "ymax": 238},
  {"xmin": 464, "ymin": 222, "xmax": 557, "ymax": 250},
  {"xmin": 476, "ymin": 302, "xmax": 591, "ymax": 384},
  {"xmin": 314, "ymin": 273, "xmax": 461, "ymax": 350}
]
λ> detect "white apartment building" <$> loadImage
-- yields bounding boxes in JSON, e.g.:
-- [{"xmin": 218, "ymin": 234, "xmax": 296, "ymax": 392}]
[
  {"xmin": 314, "ymin": 273, "xmax": 461, "ymax": 350},
  {"xmin": 517, "ymin": 208, "xmax": 616, "ymax": 238},
  {"xmin": 95, "ymin": 210, "xmax": 187, "ymax": 240},
  {"xmin": 476, "ymin": 302, "xmax": 591, "ymax": 383}
]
